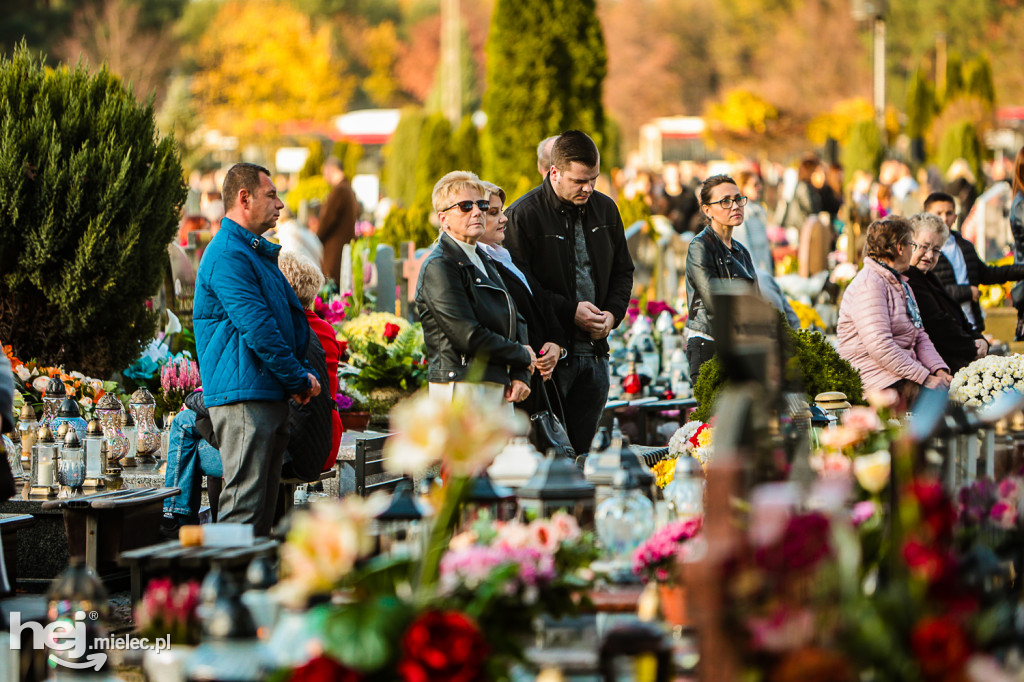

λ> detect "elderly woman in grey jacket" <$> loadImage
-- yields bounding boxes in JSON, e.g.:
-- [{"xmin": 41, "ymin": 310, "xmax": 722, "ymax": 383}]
[{"xmin": 685, "ymin": 174, "xmax": 758, "ymax": 381}]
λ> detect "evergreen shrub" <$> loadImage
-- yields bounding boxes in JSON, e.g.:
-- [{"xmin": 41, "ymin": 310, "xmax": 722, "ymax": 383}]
[
  {"xmin": 0, "ymin": 46, "xmax": 186, "ymax": 378},
  {"xmin": 377, "ymin": 203, "xmax": 435, "ymax": 252}
]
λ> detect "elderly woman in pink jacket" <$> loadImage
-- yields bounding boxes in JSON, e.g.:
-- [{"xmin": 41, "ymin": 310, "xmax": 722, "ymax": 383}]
[{"xmin": 837, "ymin": 216, "xmax": 951, "ymax": 397}]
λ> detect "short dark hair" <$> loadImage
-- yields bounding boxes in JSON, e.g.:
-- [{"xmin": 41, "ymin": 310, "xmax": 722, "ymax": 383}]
[
  {"xmin": 864, "ymin": 216, "xmax": 913, "ymax": 262},
  {"xmin": 551, "ymin": 130, "xmax": 599, "ymax": 171},
  {"xmin": 222, "ymin": 162, "xmax": 271, "ymax": 211},
  {"xmin": 923, "ymin": 191, "xmax": 955, "ymax": 211}
]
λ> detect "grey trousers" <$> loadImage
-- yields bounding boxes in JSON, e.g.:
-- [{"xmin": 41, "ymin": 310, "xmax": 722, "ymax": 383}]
[{"xmin": 209, "ymin": 401, "xmax": 289, "ymax": 536}]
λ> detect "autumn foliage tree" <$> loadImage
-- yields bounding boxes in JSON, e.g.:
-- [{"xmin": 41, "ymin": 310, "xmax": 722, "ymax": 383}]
[{"xmin": 189, "ymin": 0, "xmax": 355, "ymax": 140}]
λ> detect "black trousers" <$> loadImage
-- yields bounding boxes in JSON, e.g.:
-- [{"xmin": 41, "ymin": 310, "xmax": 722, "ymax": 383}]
[
  {"xmin": 686, "ymin": 336, "xmax": 716, "ymax": 383},
  {"xmin": 554, "ymin": 355, "xmax": 610, "ymax": 457}
]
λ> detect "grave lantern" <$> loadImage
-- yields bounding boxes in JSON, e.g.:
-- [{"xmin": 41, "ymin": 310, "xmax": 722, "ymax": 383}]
[
  {"xmin": 95, "ymin": 393, "xmax": 129, "ymax": 468},
  {"xmin": 18, "ymin": 403, "xmax": 37, "ymax": 467},
  {"xmin": 374, "ymin": 478, "xmax": 430, "ymax": 558},
  {"xmin": 82, "ymin": 420, "xmax": 107, "ymax": 489},
  {"xmin": 52, "ymin": 397, "xmax": 88, "ymax": 438},
  {"xmin": 30, "ymin": 425, "xmax": 58, "ymax": 497},
  {"xmin": 41, "ymin": 376, "xmax": 67, "ymax": 429},
  {"xmin": 129, "ymin": 388, "xmax": 160, "ymax": 465},
  {"xmin": 662, "ymin": 455, "xmax": 704, "ymax": 520},
  {"xmin": 594, "ymin": 467, "xmax": 656, "ymax": 582},
  {"xmin": 488, "ymin": 436, "xmax": 542, "ymax": 490},
  {"xmin": 463, "ymin": 471, "xmax": 517, "ymax": 525},
  {"xmin": 57, "ymin": 426, "xmax": 86, "ymax": 497},
  {"xmin": 516, "ymin": 449, "xmax": 595, "ymax": 526}
]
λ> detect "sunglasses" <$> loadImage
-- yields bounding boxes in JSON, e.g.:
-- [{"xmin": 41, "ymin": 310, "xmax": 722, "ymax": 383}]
[{"xmin": 442, "ymin": 200, "xmax": 490, "ymax": 213}]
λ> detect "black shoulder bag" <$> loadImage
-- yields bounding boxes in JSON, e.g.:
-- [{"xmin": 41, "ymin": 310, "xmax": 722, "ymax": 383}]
[{"xmin": 529, "ymin": 382, "xmax": 576, "ymax": 460}]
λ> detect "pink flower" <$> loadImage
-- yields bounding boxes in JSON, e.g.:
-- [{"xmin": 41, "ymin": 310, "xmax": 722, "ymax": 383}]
[
  {"xmin": 851, "ymin": 500, "xmax": 877, "ymax": 527},
  {"xmin": 998, "ymin": 478, "xmax": 1021, "ymax": 504},
  {"xmin": 529, "ymin": 520, "xmax": 561, "ymax": 554},
  {"xmin": 747, "ymin": 607, "xmax": 816, "ymax": 653},
  {"xmin": 866, "ymin": 389, "xmax": 899, "ymax": 410},
  {"xmin": 819, "ymin": 426, "xmax": 862, "ymax": 451},
  {"xmin": 549, "ymin": 511, "xmax": 580, "ymax": 543},
  {"xmin": 990, "ymin": 501, "xmax": 1018, "ymax": 530},
  {"xmin": 841, "ymin": 406, "xmax": 882, "ymax": 435},
  {"xmin": 809, "ymin": 452, "xmax": 852, "ymax": 478}
]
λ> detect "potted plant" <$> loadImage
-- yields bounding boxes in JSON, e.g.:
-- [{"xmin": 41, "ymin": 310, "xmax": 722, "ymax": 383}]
[
  {"xmin": 632, "ymin": 517, "xmax": 703, "ymax": 627},
  {"xmin": 335, "ymin": 390, "xmax": 371, "ymax": 432},
  {"xmin": 135, "ymin": 578, "xmax": 201, "ymax": 682}
]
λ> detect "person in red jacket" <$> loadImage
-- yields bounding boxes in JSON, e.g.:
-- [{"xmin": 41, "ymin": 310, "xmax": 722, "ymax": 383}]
[{"xmin": 278, "ymin": 251, "xmax": 343, "ymax": 469}]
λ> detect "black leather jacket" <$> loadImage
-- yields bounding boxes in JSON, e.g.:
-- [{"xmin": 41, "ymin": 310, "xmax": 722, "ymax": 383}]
[
  {"xmin": 685, "ymin": 226, "xmax": 758, "ymax": 337},
  {"xmin": 931, "ymin": 229, "xmax": 1024, "ymax": 331},
  {"xmin": 504, "ymin": 176, "xmax": 635, "ymax": 358},
  {"xmin": 415, "ymin": 232, "xmax": 532, "ymax": 386}
]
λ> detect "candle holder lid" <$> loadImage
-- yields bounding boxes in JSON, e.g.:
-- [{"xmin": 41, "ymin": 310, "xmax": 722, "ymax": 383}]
[
  {"xmin": 63, "ymin": 426, "xmax": 81, "ymax": 448},
  {"xmin": 86, "ymin": 419, "xmax": 102, "ymax": 435},
  {"xmin": 57, "ymin": 397, "xmax": 81, "ymax": 418},
  {"xmin": 44, "ymin": 376, "xmax": 67, "ymax": 398},
  {"xmin": 129, "ymin": 387, "xmax": 155, "ymax": 405},
  {"xmin": 37, "ymin": 424, "xmax": 54, "ymax": 442},
  {"xmin": 96, "ymin": 393, "xmax": 123, "ymax": 411},
  {"xmin": 19, "ymin": 404, "xmax": 36, "ymax": 421}
]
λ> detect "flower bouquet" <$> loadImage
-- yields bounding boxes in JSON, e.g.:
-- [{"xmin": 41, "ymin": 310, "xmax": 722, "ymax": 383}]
[
  {"xmin": 5, "ymin": 343, "xmax": 120, "ymax": 420},
  {"xmin": 159, "ymin": 357, "xmax": 201, "ymax": 413},
  {"xmin": 632, "ymin": 517, "xmax": 703, "ymax": 584},
  {"xmin": 134, "ymin": 578, "xmax": 202, "ymax": 646},
  {"xmin": 651, "ymin": 420, "xmax": 714, "ymax": 489},
  {"xmin": 337, "ymin": 312, "xmax": 427, "ymax": 413},
  {"xmin": 950, "ymin": 354, "xmax": 1024, "ymax": 407}
]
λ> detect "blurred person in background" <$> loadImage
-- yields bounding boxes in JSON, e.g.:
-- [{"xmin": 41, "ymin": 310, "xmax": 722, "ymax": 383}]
[
  {"xmin": 537, "ymin": 136, "xmax": 557, "ymax": 178},
  {"xmin": 732, "ymin": 169, "xmax": 772, "ymax": 273},
  {"xmin": 945, "ymin": 159, "xmax": 979, "ymax": 229},
  {"xmin": 780, "ymin": 155, "xmax": 822, "ymax": 230},
  {"xmin": 315, "ymin": 156, "xmax": 359, "ymax": 283}
]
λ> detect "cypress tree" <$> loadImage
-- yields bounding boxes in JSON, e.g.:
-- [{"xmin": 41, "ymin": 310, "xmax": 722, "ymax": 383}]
[
  {"xmin": 841, "ymin": 120, "xmax": 884, "ymax": 179},
  {"xmin": 963, "ymin": 55, "xmax": 995, "ymax": 106},
  {"xmin": 414, "ymin": 113, "xmax": 455, "ymax": 206},
  {"xmin": 937, "ymin": 121, "xmax": 983, "ymax": 186},
  {"xmin": 905, "ymin": 68, "xmax": 936, "ymax": 141},
  {"xmin": 943, "ymin": 52, "xmax": 964, "ymax": 106},
  {"xmin": 451, "ymin": 115, "xmax": 482, "ymax": 177},
  {"xmin": 382, "ymin": 107, "xmax": 426, "ymax": 207},
  {"xmin": 483, "ymin": 0, "xmax": 607, "ymax": 192},
  {"xmin": 0, "ymin": 46, "xmax": 186, "ymax": 378}
]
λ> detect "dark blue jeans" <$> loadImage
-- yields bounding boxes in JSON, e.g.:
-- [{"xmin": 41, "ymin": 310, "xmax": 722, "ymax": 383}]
[
  {"xmin": 554, "ymin": 355, "xmax": 610, "ymax": 457},
  {"xmin": 163, "ymin": 409, "xmax": 223, "ymax": 523}
]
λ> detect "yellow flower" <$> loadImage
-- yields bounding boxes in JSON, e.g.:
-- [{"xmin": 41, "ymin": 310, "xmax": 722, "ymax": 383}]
[
  {"xmin": 852, "ymin": 450, "xmax": 891, "ymax": 494},
  {"xmin": 651, "ymin": 458, "xmax": 677, "ymax": 488}
]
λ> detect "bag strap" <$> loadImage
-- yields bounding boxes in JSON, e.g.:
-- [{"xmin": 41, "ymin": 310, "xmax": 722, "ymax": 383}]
[{"xmin": 539, "ymin": 379, "xmax": 568, "ymax": 425}]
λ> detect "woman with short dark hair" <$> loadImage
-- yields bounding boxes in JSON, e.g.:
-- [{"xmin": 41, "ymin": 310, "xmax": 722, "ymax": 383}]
[
  {"xmin": 684, "ymin": 174, "xmax": 758, "ymax": 381},
  {"xmin": 837, "ymin": 216, "xmax": 950, "ymax": 396}
]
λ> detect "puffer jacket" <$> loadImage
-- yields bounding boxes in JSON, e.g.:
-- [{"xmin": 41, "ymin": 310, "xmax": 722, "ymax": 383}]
[
  {"xmin": 194, "ymin": 217, "xmax": 313, "ymax": 406},
  {"xmin": 415, "ymin": 232, "xmax": 532, "ymax": 386},
  {"xmin": 837, "ymin": 257, "xmax": 947, "ymax": 392},
  {"xmin": 503, "ymin": 175, "xmax": 634, "ymax": 358},
  {"xmin": 685, "ymin": 226, "xmax": 758, "ymax": 338}
]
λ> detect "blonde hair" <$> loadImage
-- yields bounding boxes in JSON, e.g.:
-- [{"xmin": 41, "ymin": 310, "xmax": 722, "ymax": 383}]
[
  {"xmin": 432, "ymin": 171, "xmax": 487, "ymax": 213},
  {"xmin": 481, "ymin": 181, "xmax": 506, "ymax": 206},
  {"xmin": 278, "ymin": 250, "xmax": 324, "ymax": 309}
]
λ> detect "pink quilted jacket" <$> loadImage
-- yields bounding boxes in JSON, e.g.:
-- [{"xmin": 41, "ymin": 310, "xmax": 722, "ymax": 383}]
[{"xmin": 837, "ymin": 257, "xmax": 948, "ymax": 392}]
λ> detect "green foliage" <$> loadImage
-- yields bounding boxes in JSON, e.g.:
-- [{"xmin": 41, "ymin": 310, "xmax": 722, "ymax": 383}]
[
  {"xmin": 905, "ymin": 69, "xmax": 937, "ymax": 141},
  {"xmin": 942, "ymin": 52, "xmax": 964, "ymax": 105},
  {"xmin": 690, "ymin": 356, "xmax": 724, "ymax": 423},
  {"xmin": 963, "ymin": 55, "xmax": 995, "ymax": 105},
  {"xmin": 617, "ymin": 191, "xmax": 651, "ymax": 232},
  {"xmin": 286, "ymin": 175, "xmax": 330, "ymax": 215},
  {"xmin": 785, "ymin": 328, "xmax": 864, "ymax": 405},
  {"xmin": 483, "ymin": 0, "xmax": 607, "ymax": 192},
  {"xmin": 414, "ymin": 113, "xmax": 455, "ymax": 206},
  {"xmin": 451, "ymin": 115, "xmax": 482, "ymax": 176},
  {"xmin": 338, "ymin": 321, "xmax": 427, "ymax": 393},
  {"xmin": 331, "ymin": 139, "xmax": 365, "ymax": 180},
  {"xmin": 383, "ymin": 107, "xmax": 426, "ymax": 207},
  {"xmin": 299, "ymin": 143, "xmax": 327, "ymax": 180},
  {"xmin": 936, "ymin": 120, "xmax": 983, "ymax": 186},
  {"xmin": 841, "ymin": 119, "xmax": 884, "ymax": 179},
  {"xmin": 377, "ymin": 203, "xmax": 435, "ymax": 252},
  {"xmin": 0, "ymin": 46, "xmax": 186, "ymax": 378}
]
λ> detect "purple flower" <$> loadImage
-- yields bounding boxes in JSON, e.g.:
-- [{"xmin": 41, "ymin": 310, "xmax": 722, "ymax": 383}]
[{"xmin": 336, "ymin": 394, "xmax": 354, "ymax": 411}]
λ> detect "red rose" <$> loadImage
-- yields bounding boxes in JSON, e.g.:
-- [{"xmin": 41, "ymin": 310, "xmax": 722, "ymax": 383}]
[
  {"xmin": 906, "ymin": 479, "xmax": 956, "ymax": 543},
  {"xmin": 902, "ymin": 540, "xmax": 955, "ymax": 584},
  {"xmin": 910, "ymin": 616, "xmax": 970, "ymax": 679},
  {"xmin": 383, "ymin": 323, "xmax": 401, "ymax": 342},
  {"xmin": 756, "ymin": 512, "xmax": 831, "ymax": 573},
  {"xmin": 397, "ymin": 610, "xmax": 487, "ymax": 682},
  {"xmin": 289, "ymin": 656, "xmax": 362, "ymax": 682}
]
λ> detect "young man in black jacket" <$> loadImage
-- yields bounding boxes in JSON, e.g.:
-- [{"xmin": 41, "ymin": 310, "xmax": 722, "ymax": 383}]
[
  {"xmin": 504, "ymin": 131, "xmax": 635, "ymax": 457},
  {"xmin": 926, "ymin": 191, "xmax": 1024, "ymax": 333}
]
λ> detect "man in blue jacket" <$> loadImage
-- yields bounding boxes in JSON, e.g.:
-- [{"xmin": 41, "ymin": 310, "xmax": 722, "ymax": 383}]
[{"xmin": 193, "ymin": 163, "xmax": 321, "ymax": 535}]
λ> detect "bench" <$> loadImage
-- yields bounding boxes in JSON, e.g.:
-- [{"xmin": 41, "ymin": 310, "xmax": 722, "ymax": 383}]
[
  {"xmin": 207, "ymin": 468, "xmax": 338, "ymax": 521},
  {"xmin": 354, "ymin": 434, "xmax": 404, "ymax": 497}
]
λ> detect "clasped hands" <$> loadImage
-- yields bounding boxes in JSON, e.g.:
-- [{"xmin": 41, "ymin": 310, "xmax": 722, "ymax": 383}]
[
  {"xmin": 575, "ymin": 301, "xmax": 614, "ymax": 340},
  {"xmin": 291, "ymin": 373, "xmax": 322, "ymax": 405}
]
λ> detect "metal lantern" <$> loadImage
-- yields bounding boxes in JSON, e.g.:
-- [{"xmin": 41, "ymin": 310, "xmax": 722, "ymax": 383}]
[
  {"xmin": 41, "ymin": 376, "xmax": 67, "ymax": 429},
  {"xmin": 374, "ymin": 478, "xmax": 430, "ymax": 558},
  {"xmin": 121, "ymin": 409, "xmax": 138, "ymax": 467},
  {"xmin": 57, "ymin": 426, "xmax": 86, "ymax": 497},
  {"xmin": 30, "ymin": 425, "xmax": 58, "ymax": 497},
  {"xmin": 517, "ymin": 449, "xmax": 596, "ymax": 526},
  {"xmin": 585, "ymin": 425, "xmax": 656, "ymax": 506},
  {"xmin": 488, "ymin": 436, "xmax": 542, "ymax": 490},
  {"xmin": 662, "ymin": 455, "xmax": 704, "ymax": 520},
  {"xmin": 814, "ymin": 391, "xmax": 850, "ymax": 423},
  {"xmin": 463, "ymin": 471, "xmax": 517, "ymax": 524},
  {"xmin": 82, "ymin": 420, "xmax": 107, "ymax": 489},
  {"xmin": 52, "ymin": 397, "xmax": 88, "ymax": 439},
  {"xmin": 95, "ymin": 393, "xmax": 129, "ymax": 469},
  {"xmin": 129, "ymin": 388, "xmax": 160, "ymax": 465},
  {"xmin": 18, "ymin": 403, "xmax": 37, "ymax": 467},
  {"xmin": 3, "ymin": 431, "xmax": 24, "ymax": 480},
  {"xmin": 594, "ymin": 468, "xmax": 656, "ymax": 582}
]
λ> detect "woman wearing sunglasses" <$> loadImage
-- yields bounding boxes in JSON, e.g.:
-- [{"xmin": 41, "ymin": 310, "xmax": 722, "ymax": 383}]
[
  {"xmin": 415, "ymin": 171, "xmax": 536, "ymax": 409},
  {"xmin": 903, "ymin": 212, "xmax": 987, "ymax": 374},
  {"xmin": 684, "ymin": 174, "xmax": 759, "ymax": 381},
  {"xmin": 837, "ymin": 216, "xmax": 950, "ymax": 399}
]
